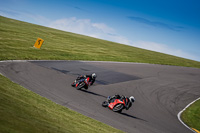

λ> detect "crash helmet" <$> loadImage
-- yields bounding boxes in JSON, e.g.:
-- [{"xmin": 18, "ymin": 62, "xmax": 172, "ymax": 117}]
[
  {"xmin": 129, "ymin": 96, "xmax": 135, "ymax": 103},
  {"xmin": 92, "ymin": 73, "xmax": 97, "ymax": 79}
]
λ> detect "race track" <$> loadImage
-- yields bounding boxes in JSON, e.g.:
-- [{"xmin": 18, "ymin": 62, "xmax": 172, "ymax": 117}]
[{"xmin": 0, "ymin": 60, "xmax": 200, "ymax": 133}]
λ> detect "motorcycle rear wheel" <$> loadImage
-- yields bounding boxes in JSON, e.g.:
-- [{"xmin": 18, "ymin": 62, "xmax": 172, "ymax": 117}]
[
  {"xmin": 112, "ymin": 104, "xmax": 124, "ymax": 113},
  {"xmin": 77, "ymin": 82, "xmax": 85, "ymax": 90}
]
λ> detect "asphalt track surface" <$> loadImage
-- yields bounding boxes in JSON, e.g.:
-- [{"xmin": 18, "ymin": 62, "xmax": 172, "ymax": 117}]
[{"xmin": 0, "ymin": 60, "xmax": 200, "ymax": 133}]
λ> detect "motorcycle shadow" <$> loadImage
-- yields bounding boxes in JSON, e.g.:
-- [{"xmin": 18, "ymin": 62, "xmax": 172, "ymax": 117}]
[
  {"xmin": 120, "ymin": 112, "xmax": 148, "ymax": 122},
  {"xmin": 80, "ymin": 89, "xmax": 107, "ymax": 98}
]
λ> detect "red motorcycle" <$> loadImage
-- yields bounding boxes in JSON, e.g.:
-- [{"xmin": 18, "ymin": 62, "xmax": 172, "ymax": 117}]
[{"xmin": 102, "ymin": 96, "xmax": 132, "ymax": 113}]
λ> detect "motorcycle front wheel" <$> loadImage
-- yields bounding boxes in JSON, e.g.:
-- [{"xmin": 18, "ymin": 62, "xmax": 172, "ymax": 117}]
[
  {"xmin": 71, "ymin": 82, "xmax": 75, "ymax": 87},
  {"xmin": 102, "ymin": 101, "xmax": 108, "ymax": 107}
]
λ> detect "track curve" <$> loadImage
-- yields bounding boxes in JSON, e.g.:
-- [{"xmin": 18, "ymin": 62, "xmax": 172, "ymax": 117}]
[{"xmin": 0, "ymin": 60, "xmax": 200, "ymax": 133}]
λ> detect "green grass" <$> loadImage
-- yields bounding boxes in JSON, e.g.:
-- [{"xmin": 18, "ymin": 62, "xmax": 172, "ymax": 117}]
[
  {"xmin": 0, "ymin": 74, "xmax": 123, "ymax": 133},
  {"xmin": 0, "ymin": 16, "xmax": 200, "ymax": 68},
  {"xmin": 0, "ymin": 15, "xmax": 200, "ymax": 132},
  {"xmin": 181, "ymin": 100, "xmax": 200, "ymax": 131}
]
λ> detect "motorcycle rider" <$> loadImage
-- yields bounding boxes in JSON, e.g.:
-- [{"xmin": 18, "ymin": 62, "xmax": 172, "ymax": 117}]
[
  {"xmin": 108, "ymin": 94, "xmax": 135, "ymax": 110},
  {"xmin": 76, "ymin": 73, "xmax": 97, "ymax": 89}
]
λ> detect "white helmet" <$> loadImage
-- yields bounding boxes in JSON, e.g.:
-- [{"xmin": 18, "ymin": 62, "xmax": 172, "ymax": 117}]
[
  {"xmin": 92, "ymin": 73, "xmax": 97, "ymax": 79},
  {"xmin": 129, "ymin": 96, "xmax": 135, "ymax": 103}
]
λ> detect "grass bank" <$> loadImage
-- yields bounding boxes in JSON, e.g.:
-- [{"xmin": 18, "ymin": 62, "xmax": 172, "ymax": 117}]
[
  {"xmin": 0, "ymin": 74, "xmax": 123, "ymax": 133},
  {"xmin": 0, "ymin": 16, "xmax": 200, "ymax": 68}
]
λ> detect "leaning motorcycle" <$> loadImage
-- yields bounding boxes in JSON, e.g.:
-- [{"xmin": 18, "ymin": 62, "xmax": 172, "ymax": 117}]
[
  {"xmin": 102, "ymin": 96, "xmax": 131, "ymax": 113},
  {"xmin": 71, "ymin": 77, "xmax": 89, "ymax": 90}
]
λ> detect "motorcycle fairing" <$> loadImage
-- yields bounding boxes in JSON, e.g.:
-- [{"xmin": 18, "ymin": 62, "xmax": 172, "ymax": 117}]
[{"xmin": 108, "ymin": 99, "xmax": 124, "ymax": 110}]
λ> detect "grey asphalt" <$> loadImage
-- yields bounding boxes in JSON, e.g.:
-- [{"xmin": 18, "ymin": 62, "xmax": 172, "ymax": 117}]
[{"xmin": 0, "ymin": 60, "xmax": 200, "ymax": 133}]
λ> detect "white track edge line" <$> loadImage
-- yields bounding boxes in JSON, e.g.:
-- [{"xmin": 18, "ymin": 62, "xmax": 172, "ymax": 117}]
[
  {"xmin": 0, "ymin": 60, "xmax": 147, "ymax": 64},
  {"xmin": 0, "ymin": 60, "xmax": 199, "ymax": 69},
  {"xmin": 177, "ymin": 97, "xmax": 200, "ymax": 133}
]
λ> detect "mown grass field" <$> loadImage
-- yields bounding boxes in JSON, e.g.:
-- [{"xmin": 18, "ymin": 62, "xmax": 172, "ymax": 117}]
[
  {"xmin": 0, "ymin": 16, "xmax": 200, "ymax": 132},
  {"xmin": 0, "ymin": 16, "xmax": 200, "ymax": 68}
]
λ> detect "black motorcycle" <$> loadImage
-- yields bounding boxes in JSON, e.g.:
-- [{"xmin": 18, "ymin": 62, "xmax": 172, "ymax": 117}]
[{"xmin": 71, "ymin": 77, "xmax": 89, "ymax": 90}]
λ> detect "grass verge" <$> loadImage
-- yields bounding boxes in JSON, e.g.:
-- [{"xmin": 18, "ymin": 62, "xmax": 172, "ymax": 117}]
[
  {"xmin": 0, "ymin": 74, "xmax": 123, "ymax": 133},
  {"xmin": 0, "ymin": 16, "xmax": 200, "ymax": 68},
  {"xmin": 181, "ymin": 99, "xmax": 200, "ymax": 131}
]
